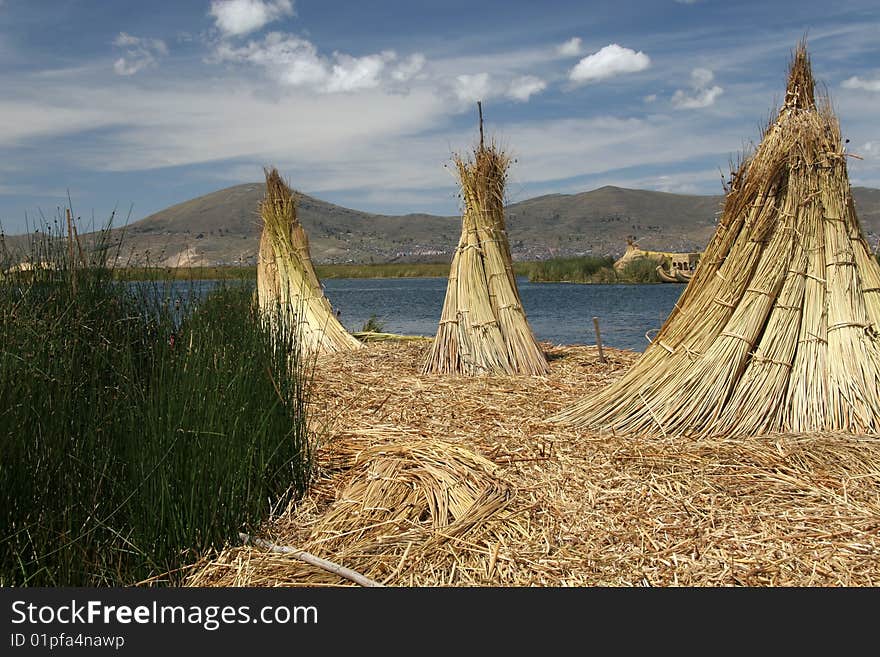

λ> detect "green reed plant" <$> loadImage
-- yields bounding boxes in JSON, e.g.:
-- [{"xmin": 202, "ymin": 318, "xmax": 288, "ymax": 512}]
[
  {"xmin": 527, "ymin": 255, "xmax": 616, "ymax": 283},
  {"xmin": 1, "ymin": 216, "xmax": 313, "ymax": 586},
  {"xmin": 316, "ymin": 262, "xmax": 451, "ymax": 278},
  {"xmin": 618, "ymin": 256, "xmax": 663, "ymax": 283},
  {"xmin": 360, "ymin": 314, "xmax": 386, "ymax": 333}
]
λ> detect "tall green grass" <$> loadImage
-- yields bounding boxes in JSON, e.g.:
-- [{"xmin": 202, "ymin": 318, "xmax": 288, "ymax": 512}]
[
  {"xmin": 526, "ymin": 254, "xmax": 665, "ymax": 283},
  {"xmin": 618, "ymin": 256, "xmax": 663, "ymax": 283},
  {"xmin": 1, "ymin": 220, "xmax": 313, "ymax": 586},
  {"xmin": 527, "ymin": 255, "xmax": 617, "ymax": 283},
  {"xmin": 316, "ymin": 262, "xmax": 451, "ymax": 278}
]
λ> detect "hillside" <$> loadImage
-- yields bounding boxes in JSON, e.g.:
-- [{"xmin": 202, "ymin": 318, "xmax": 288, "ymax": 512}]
[
  {"xmin": 110, "ymin": 183, "xmax": 459, "ymax": 267},
  {"xmin": 5, "ymin": 185, "xmax": 880, "ymax": 266}
]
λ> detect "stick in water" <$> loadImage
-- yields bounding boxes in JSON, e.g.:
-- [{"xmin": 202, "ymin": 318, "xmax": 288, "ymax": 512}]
[{"xmin": 238, "ymin": 533, "xmax": 384, "ymax": 587}]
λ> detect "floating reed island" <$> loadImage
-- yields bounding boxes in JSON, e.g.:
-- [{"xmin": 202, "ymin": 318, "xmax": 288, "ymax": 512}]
[
  {"xmin": 183, "ymin": 49, "xmax": 880, "ymax": 588},
  {"xmin": 187, "ymin": 340, "xmax": 880, "ymax": 587},
  {"xmin": 552, "ymin": 43, "xmax": 880, "ymax": 437},
  {"xmin": 257, "ymin": 167, "xmax": 362, "ymax": 356},
  {"xmin": 423, "ymin": 105, "xmax": 549, "ymax": 376}
]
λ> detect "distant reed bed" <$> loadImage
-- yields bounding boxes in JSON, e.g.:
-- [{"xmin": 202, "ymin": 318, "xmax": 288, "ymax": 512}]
[
  {"xmin": 114, "ymin": 265, "xmax": 257, "ymax": 281},
  {"xmin": 526, "ymin": 255, "xmax": 663, "ymax": 283},
  {"xmin": 316, "ymin": 262, "xmax": 452, "ymax": 278},
  {"xmin": 117, "ymin": 262, "xmax": 475, "ymax": 280},
  {"xmin": 0, "ymin": 224, "xmax": 313, "ymax": 586}
]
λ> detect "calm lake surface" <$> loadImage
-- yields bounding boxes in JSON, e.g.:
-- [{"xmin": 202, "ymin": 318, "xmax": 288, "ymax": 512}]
[
  {"xmin": 326, "ymin": 277, "xmax": 684, "ymax": 352},
  {"xmin": 148, "ymin": 277, "xmax": 686, "ymax": 352}
]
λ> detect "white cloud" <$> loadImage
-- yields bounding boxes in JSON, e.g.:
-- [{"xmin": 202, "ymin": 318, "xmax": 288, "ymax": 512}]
[
  {"xmin": 325, "ymin": 52, "xmax": 395, "ymax": 93},
  {"xmin": 215, "ymin": 33, "xmax": 324, "ymax": 86},
  {"xmin": 842, "ymin": 76, "xmax": 880, "ymax": 92},
  {"xmin": 432, "ymin": 45, "xmax": 567, "ymax": 79},
  {"xmin": 0, "ymin": 75, "xmax": 751, "ymax": 217},
  {"xmin": 214, "ymin": 32, "xmax": 406, "ymax": 93},
  {"xmin": 671, "ymin": 67, "xmax": 723, "ymax": 109},
  {"xmin": 113, "ymin": 59, "xmax": 142, "ymax": 76},
  {"xmin": 671, "ymin": 86, "xmax": 723, "ymax": 109},
  {"xmin": 113, "ymin": 33, "xmax": 139, "ymax": 48},
  {"xmin": 477, "ymin": 115, "xmax": 746, "ymax": 191},
  {"xmin": 506, "ymin": 76, "xmax": 546, "ymax": 102},
  {"xmin": 557, "ymin": 37, "xmax": 582, "ymax": 57},
  {"xmin": 675, "ymin": 0, "xmax": 701, "ymax": 4},
  {"xmin": 644, "ymin": 94, "xmax": 657, "ymax": 103},
  {"xmin": 568, "ymin": 44, "xmax": 651, "ymax": 85},
  {"xmin": 0, "ymin": 100, "xmax": 115, "ymax": 145},
  {"xmin": 453, "ymin": 73, "xmax": 491, "ymax": 103},
  {"xmin": 645, "ymin": 175, "xmax": 700, "ymax": 194},
  {"xmin": 690, "ymin": 67, "xmax": 714, "ymax": 88},
  {"xmin": 112, "ymin": 32, "xmax": 168, "ymax": 76},
  {"xmin": 209, "ymin": 0, "xmax": 293, "ymax": 37},
  {"xmin": 0, "ymin": 78, "xmax": 451, "ymax": 187},
  {"xmin": 391, "ymin": 53, "xmax": 426, "ymax": 82}
]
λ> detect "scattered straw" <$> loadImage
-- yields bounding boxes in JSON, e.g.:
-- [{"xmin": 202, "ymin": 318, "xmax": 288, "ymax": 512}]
[{"xmin": 186, "ymin": 340, "xmax": 880, "ymax": 586}]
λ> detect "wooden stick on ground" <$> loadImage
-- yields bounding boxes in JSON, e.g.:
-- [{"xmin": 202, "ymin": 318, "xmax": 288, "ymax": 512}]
[
  {"xmin": 238, "ymin": 533, "xmax": 384, "ymax": 587},
  {"xmin": 593, "ymin": 317, "xmax": 606, "ymax": 364}
]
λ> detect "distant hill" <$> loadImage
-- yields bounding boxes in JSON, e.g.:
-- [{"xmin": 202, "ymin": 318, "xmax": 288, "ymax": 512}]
[
  {"xmin": 109, "ymin": 183, "xmax": 460, "ymax": 267},
  {"xmin": 5, "ymin": 184, "xmax": 880, "ymax": 266}
]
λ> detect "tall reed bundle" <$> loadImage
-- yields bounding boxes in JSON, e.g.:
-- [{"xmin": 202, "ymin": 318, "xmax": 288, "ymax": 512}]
[
  {"xmin": 552, "ymin": 42, "xmax": 880, "ymax": 437},
  {"xmin": 423, "ymin": 113, "xmax": 548, "ymax": 376},
  {"xmin": 257, "ymin": 168, "xmax": 362, "ymax": 356}
]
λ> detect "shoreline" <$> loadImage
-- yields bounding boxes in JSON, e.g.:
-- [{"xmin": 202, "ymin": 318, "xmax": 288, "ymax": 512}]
[{"xmin": 110, "ymin": 263, "xmax": 681, "ymax": 285}]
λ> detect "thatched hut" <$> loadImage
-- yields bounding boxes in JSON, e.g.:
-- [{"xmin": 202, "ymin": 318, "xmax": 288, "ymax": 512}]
[
  {"xmin": 257, "ymin": 167, "xmax": 362, "ymax": 356},
  {"xmin": 423, "ymin": 107, "xmax": 548, "ymax": 376},
  {"xmin": 551, "ymin": 43, "xmax": 880, "ymax": 436}
]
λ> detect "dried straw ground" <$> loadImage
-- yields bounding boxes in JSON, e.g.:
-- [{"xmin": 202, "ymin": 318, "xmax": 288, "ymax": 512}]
[{"xmin": 187, "ymin": 339, "xmax": 880, "ymax": 587}]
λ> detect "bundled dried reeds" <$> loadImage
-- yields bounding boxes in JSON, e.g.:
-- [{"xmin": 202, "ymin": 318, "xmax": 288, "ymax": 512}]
[
  {"xmin": 185, "ymin": 436, "xmax": 529, "ymax": 586},
  {"xmin": 552, "ymin": 42, "xmax": 880, "ymax": 437},
  {"xmin": 257, "ymin": 168, "xmax": 362, "ymax": 356},
  {"xmin": 423, "ymin": 109, "xmax": 548, "ymax": 376}
]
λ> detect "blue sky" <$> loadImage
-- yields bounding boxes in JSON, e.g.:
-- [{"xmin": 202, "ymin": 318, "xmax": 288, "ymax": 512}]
[{"xmin": 0, "ymin": 0, "xmax": 878, "ymax": 234}]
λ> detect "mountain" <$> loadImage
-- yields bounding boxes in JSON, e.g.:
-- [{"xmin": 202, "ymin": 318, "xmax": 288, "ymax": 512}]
[
  {"xmin": 110, "ymin": 183, "xmax": 460, "ymax": 267},
  {"xmin": 6, "ymin": 184, "xmax": 880, "ymax": 266}
]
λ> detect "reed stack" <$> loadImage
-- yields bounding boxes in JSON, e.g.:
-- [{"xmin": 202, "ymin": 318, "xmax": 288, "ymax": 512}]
[
  {"xmin": 552, "ymin": 42, "xmax": 880, "ymax": 436},
  {"xmin": 257, "ymin": 167, "xmax": 362, "ymax": 356},
  {"xmin": 423, "ymin": 105, "xmax": 548, "ymax": 375}
]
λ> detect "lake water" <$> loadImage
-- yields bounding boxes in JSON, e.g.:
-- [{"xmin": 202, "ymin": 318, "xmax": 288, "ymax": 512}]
[
  {"xmin": 146, "ymin": 277, "xmax": 686, "ymax": 352},
  {"xmin": 325, "ymin": 277, "xmax": 685, "ymax": 352}
]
